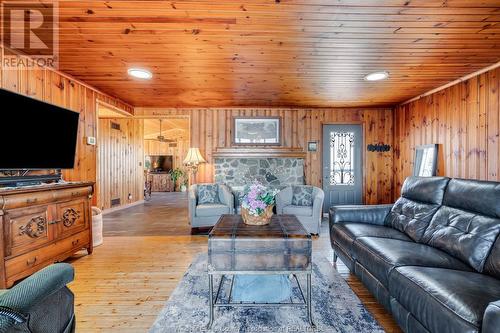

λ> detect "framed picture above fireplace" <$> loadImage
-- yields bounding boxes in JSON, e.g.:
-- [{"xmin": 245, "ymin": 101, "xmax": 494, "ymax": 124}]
[{"xmin": 232, "ymin": 117, "xmax": 281, "ymax": 145}]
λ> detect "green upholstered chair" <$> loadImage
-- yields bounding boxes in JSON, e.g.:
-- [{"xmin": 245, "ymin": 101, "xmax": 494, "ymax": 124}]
[{"xmin": 0, "ymin": 263, "xmax": 75, "ymax": 333}]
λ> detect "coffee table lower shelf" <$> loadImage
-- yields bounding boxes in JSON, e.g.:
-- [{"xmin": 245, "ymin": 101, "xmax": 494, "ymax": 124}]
[{"xmin": 207, "ymin": 271, "xmax": 315, "ymax": 329}]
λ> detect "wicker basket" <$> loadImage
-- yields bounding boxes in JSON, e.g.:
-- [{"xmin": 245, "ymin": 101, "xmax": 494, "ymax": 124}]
[{"xmin": 241, "ymin": 205, "xmax": 274, "ymax": 226}]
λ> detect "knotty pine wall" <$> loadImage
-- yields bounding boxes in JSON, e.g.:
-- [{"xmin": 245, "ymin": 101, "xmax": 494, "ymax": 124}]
[
  {"xmin": 98, "ymin": 118, "xmax": 144, "ymax": 210},
  {"xmin": 393, "ymin": 67, "xmax": 499, "ymax": 198},
  {"xmin": 135, "ymin": 108, "xmax": 394, "ymax": 204},
  {"xmin": 0, "ymin": 47, "xmax": 140, "ymax": 209}
]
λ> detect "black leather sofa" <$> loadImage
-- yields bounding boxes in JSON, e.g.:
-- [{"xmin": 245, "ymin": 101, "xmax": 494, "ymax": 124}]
[{"xmin": 329, "ymin": 176, "xmax": 500, "ymax": 333}]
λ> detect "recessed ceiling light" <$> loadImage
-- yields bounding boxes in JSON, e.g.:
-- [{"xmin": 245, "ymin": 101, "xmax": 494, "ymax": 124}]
[
  {"xmin": 364, "ymin": 71, "xmax": 389, "ymax": 81},
  {"xmin": 128, "ymin": 68, "xmax": 152, "ymax": 80}
]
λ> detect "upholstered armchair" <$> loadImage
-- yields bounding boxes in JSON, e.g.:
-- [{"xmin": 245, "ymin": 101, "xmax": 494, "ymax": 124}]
[
  {"xmin": 276, "ymin": 185, "xmax": 325, "ymax": 235},
  {"xmin": 0, "ymin": 263, "xmax": 75, "ymax": 333},
  {"xmin": 188, "ymin": 183, "xmax": 234, "ymax": 231}
]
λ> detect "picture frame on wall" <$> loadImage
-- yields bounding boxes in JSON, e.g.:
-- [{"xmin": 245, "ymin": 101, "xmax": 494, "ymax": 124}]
[
  {"xmin": 232, "ymin": 117, "xmax": 281, "ymax": 145},
  {"xmin": 413, "ymin": 144, "xmax": 439, "ymax": 177}
]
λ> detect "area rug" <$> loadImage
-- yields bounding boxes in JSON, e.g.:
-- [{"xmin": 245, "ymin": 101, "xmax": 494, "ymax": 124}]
[{"xmin": 149, "ymin": 254, "xmax": 384, "ymax": 333}]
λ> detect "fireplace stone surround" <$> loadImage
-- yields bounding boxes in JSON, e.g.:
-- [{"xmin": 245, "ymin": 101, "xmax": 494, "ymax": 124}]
[{"xmin": 214, "ymin": 157, "xmax": 305, "ymax": 210}]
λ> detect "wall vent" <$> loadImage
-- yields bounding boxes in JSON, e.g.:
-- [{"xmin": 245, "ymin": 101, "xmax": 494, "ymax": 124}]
[
  {"xmin": 111, "ymin": 198, "xmax": 121, "ymax": 207},
  {"xmin": 111, "ymin": 122, "xmax": 121, "ymax": 130}
]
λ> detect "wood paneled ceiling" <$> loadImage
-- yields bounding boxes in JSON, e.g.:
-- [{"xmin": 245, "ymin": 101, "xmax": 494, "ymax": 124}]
[{"xmin": 56, "ymin": 0, "xmax": 500, "ymax": 107}]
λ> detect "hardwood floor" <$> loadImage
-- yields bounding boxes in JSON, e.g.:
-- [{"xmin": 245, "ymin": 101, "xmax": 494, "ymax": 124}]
[
  {"xmin": 102, "ymin": 193, "xmax": 191, "ymax": 236},
  {"xmin": 68, "ymin": 192, "xmax": 401, "ymax": 332}
]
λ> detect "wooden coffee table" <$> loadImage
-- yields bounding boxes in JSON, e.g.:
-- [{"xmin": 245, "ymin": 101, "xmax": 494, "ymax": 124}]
[{"xmin": 207, "ymin": 214, "xmax": 314, "ymax": 328}]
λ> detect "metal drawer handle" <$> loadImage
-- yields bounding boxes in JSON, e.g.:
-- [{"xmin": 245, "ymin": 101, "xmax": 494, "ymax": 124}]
[{"xmin": 26, "ymin": 257, "xmax": 37, "ymax": 266}]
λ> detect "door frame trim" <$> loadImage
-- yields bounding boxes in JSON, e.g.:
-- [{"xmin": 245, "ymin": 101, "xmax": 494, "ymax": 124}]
[{"xmin": 321, "ymin": 121, "xmax": 366, "ymax": 205}]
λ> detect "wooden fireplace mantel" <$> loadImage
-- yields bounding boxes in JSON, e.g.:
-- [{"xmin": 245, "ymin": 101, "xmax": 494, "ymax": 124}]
[{"xmin": 212, "ymin": 147, "xmax": 306, "ymax": 159}]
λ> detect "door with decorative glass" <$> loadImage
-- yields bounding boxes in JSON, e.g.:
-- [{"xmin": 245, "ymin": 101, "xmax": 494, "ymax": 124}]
[{"xmin": 322, "ymin": 124, "xmax": 363, "ymax": 211}]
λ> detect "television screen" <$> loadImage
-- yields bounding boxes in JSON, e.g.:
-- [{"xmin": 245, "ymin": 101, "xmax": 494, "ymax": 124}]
[
  {"xmin": 0, "ymin": 88, "xmax": 80, "ymax": 170},
  {"xmin": 146, "ymin": 155, "xmax": 173, "ymax": 172}
]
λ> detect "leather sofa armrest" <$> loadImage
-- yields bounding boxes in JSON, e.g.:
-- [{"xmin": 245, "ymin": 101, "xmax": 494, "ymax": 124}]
[
  {"xmin": 0, "ymin": 263, "xmax": 74, "ymax": 329},
  {"xmin": 329, "ymin": 204, "xmax": 393, "ymax": 226},
  {"xmin": 483, "ymin": 300, "xmax": 500, "ymax": 333},
  {"xmin": 218, "ymin": 185, "xmax": 234, "ymax": 214}
]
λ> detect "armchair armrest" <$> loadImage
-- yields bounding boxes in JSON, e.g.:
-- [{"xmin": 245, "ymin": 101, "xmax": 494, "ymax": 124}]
[
  {"xmin": 312, "ymin": 189, "xmax": 325, "ymax": 223},
  {"xmin": 276, "ymin": 187, "xmax": 293, "ymax": 214},
  {"xmin": 483, "ymin": 300, "xmax": 500, "ymax": 333},
  {"xmin": 188, "ymin": 185, "xmax": 197, "ymax": 222},
  {"xmin": 329, "ymin": 204, "xmax": 393, "ymax": 226},
  {"xmin": 0, "ymin": 263, "xmax": 74, "ymax": 331},
  {"xmin": 218, "ymin": 185, "xmax": 234, "ymax": 214}
]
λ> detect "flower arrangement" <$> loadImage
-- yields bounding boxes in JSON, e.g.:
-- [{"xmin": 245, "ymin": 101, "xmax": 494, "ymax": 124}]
[{"xmin": 241, "ymin": 181, "xmax": 279, "ymax": 225}]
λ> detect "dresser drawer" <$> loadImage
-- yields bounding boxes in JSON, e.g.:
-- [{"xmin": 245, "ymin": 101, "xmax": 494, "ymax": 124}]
[
  {"xmin": 5, "ymin": 231, "xmax": 90, "ymax": 281},
  {"xmin": 54, "ymin": 186, "xmax": 92, "ymax": 201},
  {"xmin": 56, "ymin": 199, "xmax": 89, "ymax": 237},
  {"xmin": 1, "ymin": 191, "xmax": 55, "ymax": 210},
  {"xmin": 3, "ymin": 205, "xmax": 55, "ymax": 257}
]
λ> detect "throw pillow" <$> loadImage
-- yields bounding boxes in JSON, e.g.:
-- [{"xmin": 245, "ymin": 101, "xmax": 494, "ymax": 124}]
[
  {"xmin": 292, "ymin": 186, "xmax": 313, "ymax": 206},
  {"xmin": 197, "ymin": 184, "xmax": 219, "ymax": 204}
]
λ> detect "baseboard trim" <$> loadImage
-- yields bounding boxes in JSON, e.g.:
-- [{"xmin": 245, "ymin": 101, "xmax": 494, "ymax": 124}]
[{"xmin": 102, "ymin": 200, "xmax": 145, "ymax": 215}]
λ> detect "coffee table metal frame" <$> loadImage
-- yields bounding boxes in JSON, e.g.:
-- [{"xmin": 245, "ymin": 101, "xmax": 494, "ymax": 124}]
[{"xmin": 207, "ymin": 268, "xmax": 314, "ymax": 329}]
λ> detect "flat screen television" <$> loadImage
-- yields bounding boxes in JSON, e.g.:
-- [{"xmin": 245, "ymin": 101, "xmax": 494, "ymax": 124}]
[
  {"xmin": 146, "ymin": 155, "xmax": 173, "ymax": 172},
  {"xmin": 0, "ymin": 88, "xmax": 80, "ymax": 170}
]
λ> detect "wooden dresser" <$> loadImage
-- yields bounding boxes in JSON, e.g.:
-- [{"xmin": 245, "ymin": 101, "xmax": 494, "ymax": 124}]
[
  {"xmin": 0, "ymin": 182, "xmax": 94, "ymax": 288},
  {"xmin": 148, "ymin": 172, "xmax": 174, "ymax": 192}
]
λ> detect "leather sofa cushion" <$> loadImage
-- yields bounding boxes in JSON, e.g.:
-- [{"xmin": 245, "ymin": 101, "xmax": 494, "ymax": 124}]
[
  {"xmin": 421, "ymin": 206, "xmax": 500, "ymax": 273},
  {"xmin": 443, "ymin": 178, "xmax": 500, "ymax": 219},
  {"xmin": 354, "ymin": 237, "xmax": 472, "ymax": 287},
  {"xmin": 389, "ymin": 266, "xmax": 500, "ymax": 333},
  {"xmin": 331, "ymin": 222, "xmax": 411, "ymax": 258},
  {"xmin": 282, "ymin": 205, "xmax": 313, "ymax": 217},
  {"xmin": 196, "ymin": 204, "xmax": 230, "ymax": 217},
  {"xmin": 385, "ymin": 197, "xmax": 440, "ymax": 242},
  {"xmin": 399, "ymin": 176, "xmax": 450, "ymax": 205}
]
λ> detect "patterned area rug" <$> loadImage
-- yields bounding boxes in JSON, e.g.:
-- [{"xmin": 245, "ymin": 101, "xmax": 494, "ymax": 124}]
[{"xmin": 150, "ymin": 254, "xmax": 384, "ymax": 333}]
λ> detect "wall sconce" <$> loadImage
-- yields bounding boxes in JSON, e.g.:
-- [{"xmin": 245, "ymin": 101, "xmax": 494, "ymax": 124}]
[
  {"xmin": 183, "ymin": 148, "xmax": 206, "ymax": 178},
  {"xmin": 367, "ymin": 143, "xmax": 391, "ymax": 152}
]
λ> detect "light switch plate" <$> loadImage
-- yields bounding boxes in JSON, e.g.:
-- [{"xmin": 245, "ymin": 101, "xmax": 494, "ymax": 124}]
[{"xmin": 86, "ymin": 136, "xmax": 96, "ymax": 145}]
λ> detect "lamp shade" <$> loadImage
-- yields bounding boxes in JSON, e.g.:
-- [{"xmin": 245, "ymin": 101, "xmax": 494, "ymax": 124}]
[{"xmin": 183, "ymin": 148, "xmax": 206, "ymax": 165}]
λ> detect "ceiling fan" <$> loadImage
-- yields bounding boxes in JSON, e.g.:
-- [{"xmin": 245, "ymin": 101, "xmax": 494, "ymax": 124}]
[{"xmin": 155, "ymin": 119, "xmax": 176, "ymax": 143}]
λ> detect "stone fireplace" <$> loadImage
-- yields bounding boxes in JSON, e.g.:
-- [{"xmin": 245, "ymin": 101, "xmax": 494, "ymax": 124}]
[{"xmin": 214, "ymin": 157, "xmax": 304, "ymax": 190}]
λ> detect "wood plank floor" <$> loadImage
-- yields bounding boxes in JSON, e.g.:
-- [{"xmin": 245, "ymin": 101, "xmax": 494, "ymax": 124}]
[{"xmin": 67, "ymin": 192, "xmax": 401, "ymax": 332}]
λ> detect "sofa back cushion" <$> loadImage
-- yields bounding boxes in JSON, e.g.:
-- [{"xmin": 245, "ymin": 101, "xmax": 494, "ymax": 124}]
[
  {"xmin": 422, "ymin": 179, "xmax": 500, "ymax": 273},
  {"xmin": 385, "ymin": 176, "xmax": 450, "ymax": 242}
]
